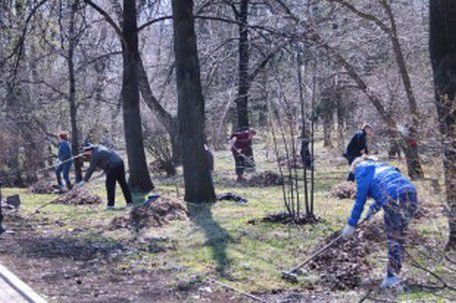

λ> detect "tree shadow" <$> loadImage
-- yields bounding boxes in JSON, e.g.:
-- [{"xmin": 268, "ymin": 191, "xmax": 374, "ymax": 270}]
[
  {"xmin": 18, "ymin": 234, "xmax": 125, "ymax": 261},
  {"xmin": 187, "ymin": 203, "xmax": 231, "ymax": 276}
]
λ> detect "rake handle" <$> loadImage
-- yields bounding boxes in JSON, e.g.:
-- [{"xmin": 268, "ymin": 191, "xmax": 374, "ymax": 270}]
[
  {"xmin": 290, "ymin": 233, "xmax": 344, "ymax": 273},
  {"xmin": 289, "ymin": 219, "xmax": 368, "ymax": 274}
]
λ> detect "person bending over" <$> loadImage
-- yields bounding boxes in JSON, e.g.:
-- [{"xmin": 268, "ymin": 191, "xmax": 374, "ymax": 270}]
[
  {"xmin": 79, "ymin": 144, "xmax": 133, "ymax": 210},
  {"xmin": 341, "ymin": 155, "xmax": 418, "ymax": 289}
]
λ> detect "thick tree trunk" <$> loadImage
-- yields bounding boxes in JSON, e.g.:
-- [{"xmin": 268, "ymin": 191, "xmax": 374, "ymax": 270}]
[
  {"xmin": 430, "ymin": 0, "xmax": 456, "ymax": 250},
  {"xmin": 171, "ymin": 0, "xmax": 216, "ymax": 203},
  {"xmin": 235, "ymin": 0, "xmax": 250, "ymax": 129},
  {"xmin": 121, "ymin": 0, "xmax": 153, "ymax": 193},
  {"xmin": 68, "ymin": 1, "xmax": 82, "ymax": 182}
]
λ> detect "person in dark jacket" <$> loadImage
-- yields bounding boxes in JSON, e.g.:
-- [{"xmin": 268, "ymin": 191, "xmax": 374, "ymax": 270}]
[
  {"xmin": 55, "ymin": 132, "xmax": 73, "ymax": 192},
  {"xmin": 344, "ymin": 124, "xmax": 374, "ymax": 181},
  {"xmin": 300, "ymin": 138, "xmax": 313, "ymax": 169},
  {"xmin": 341, "ymin": 156, "xmax": 418, "ymax": 288},
  {"xmin": 79, "ymin": 144, "xmax": 133, "ymax": 209}
]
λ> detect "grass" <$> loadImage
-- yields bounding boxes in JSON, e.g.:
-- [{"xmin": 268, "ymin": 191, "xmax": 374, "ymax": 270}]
[{"xmin": 1, "ymin": 140, "xmax": 454, "ymax": 302}]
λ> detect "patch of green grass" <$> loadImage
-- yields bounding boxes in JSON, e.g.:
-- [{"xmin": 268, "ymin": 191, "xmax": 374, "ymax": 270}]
[{"xmin": 4, "ymin": 140, "xmax": 454, "ymax": 301}]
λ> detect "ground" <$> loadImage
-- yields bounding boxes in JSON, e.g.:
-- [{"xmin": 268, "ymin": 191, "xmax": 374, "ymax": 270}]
[{"xmin": 0, "ymin": 140, "xmax": 455, "ymax": 302}]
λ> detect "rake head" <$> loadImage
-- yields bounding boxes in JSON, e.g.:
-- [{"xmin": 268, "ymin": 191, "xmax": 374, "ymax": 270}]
[{"xmin": 281, "ymin": 271, "xmax": 299, "ymax": 283}]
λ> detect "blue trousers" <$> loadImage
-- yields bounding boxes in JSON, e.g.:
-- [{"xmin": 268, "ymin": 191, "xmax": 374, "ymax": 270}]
[
  {"xmin": 56, "ymin": 162, "xmax": 72, "ymax": 187},
  {"xmin": 383, "ymin": 187, "xmax": 418, "ymax": 277}
]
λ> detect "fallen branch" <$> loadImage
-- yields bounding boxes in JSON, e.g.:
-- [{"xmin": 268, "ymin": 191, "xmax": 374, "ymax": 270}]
[{"xmin": 206, "ymin": 278, "xmax": 267, "ymax": 303}]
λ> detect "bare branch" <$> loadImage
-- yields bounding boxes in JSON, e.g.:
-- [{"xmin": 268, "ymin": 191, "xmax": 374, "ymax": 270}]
[{"xmin": 328, "ymin": 0, "xmax": 391, "ymax": 33}]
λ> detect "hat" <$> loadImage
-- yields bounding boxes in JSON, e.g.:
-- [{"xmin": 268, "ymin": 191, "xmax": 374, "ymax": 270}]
[
  {"xmin": 82, "ymin": 143, "xmax": 95, "ymax": 152},
  {"xmin": 350, "ymin": 154, "xmax": 378, "ymax": 173}
]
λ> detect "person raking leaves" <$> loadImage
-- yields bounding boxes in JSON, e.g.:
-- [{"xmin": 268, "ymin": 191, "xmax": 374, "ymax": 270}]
[
  {"xmin": 344, "ymin": 124, "xmax": 374, "ymax": 181},
  {"xmin": 229, "ymin": 127, "xmax": 256, "ymax": 182},
  {"xmin": 341, "ymin": 155, "xmax": 418, "ymax": 289},
  {"xmin": 78, "ymin": 144, "xmax": 133, "ymax": 210},
  {"xmin": 55, "ymin": 132, "xmax": 73, "ymax": 193}
]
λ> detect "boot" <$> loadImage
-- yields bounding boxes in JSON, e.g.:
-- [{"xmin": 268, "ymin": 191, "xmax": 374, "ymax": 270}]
[
  {"xmin": 380, "ymin": 274, "xmax": 401, "ymax": 289},
  {"xmin": 237, "ymin": 175, "xmax": 247, "ymax": 182}
]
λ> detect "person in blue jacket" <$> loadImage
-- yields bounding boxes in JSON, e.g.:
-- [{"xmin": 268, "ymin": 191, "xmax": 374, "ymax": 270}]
[
  {"xmin": 341, "ymin": 155, "xmax": 418, "ymax": 288},
  {"xmin": 55, "ymin": 132, "xmax": 73, "ymax": 192}
]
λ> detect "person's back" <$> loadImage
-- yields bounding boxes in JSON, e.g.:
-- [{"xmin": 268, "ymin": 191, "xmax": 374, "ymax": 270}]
[
  {"xmin": 356, "ymin": 162, "xmax": 412, "ymax": 203},
  {"xmin": 83, "ymin": 145, "xmax": 123, "ymax": 182},
  {"xmin": 58, "ymin": 140, "xmax": 72, "ymax": 161},
  {"xmin": 345, "ymin": 130, "xmax": 367, "ymax": 160},
  {"xmin": 371, "ymin": 164, "xmax": 413, "ymax": 203},
  {"xmin": 80, "ymin": 144, "xmax": 132, "ymax": 208},
  {"xmin": 231, "ymin": 130, "xmax": 251, "ymax": 152},
  {"xmin": 90, "ymin": 145, "xmax": 123, "ymax": 172}
]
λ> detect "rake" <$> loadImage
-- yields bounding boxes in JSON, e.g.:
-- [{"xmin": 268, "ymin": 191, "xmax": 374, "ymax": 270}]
[{"xmin": 281, "ymin": 218, "xmax": 368, "ymax": 283}]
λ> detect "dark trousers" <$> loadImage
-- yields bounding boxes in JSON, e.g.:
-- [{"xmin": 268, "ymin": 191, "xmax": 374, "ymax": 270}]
[
  {"xmin": 56, "ymin": 162, "xmax": 72, "ymax": 188},
  {"xmin": 233, "ymin": 151, "xmax": 245, "ymax": 176},
  {"xmin": 244, "ymin": 146, "xmax": 255, "ymax": 168},
  {"xmin": 106, "ymin": 162, "xmax": 133, "ymax": 207},
  {"xmin": 384, "ymin": 188, "xmax": 418, "ymax": 277},
  {"xmin": 345, "ymin": 154, "xmax": 358, "ymax": 181}
]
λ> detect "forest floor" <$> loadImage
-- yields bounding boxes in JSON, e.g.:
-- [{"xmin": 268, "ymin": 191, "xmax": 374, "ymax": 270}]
[{"xmin": 0, "ymin": 140, "xmax": 455, "ymax": 302}]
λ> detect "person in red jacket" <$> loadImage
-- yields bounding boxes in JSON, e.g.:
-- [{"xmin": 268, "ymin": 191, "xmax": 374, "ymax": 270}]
[{"xmin": 229, "ymin": 127, "xmax": 256, "ymax": 182}]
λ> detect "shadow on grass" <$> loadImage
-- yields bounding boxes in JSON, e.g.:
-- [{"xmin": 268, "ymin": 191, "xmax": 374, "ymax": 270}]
[
  {"xmin": 187, "ymin": 203, "xmax": 231, "ymax": 276},
  {"xmin": 19, "ymin": 234, "xmax": 124, "ymax": 261}
]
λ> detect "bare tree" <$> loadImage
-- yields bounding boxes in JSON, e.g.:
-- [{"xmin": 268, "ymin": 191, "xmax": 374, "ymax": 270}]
[
  {"xmin": 83, "ymin": 0, "xmax": 154, "ymax": 192},
  {"xmin": 430, "ymin": 0, "xmax": 456, "ymax": 250},
  {"xmin": 120, "ymin": 0, "xmax": 154, "ymax": 192},
  {"xmin": 171, "ymin": 0, "xmax": 216, "ymax": 202},
  {"xmin": 66, "ymin": 0, "xmax": 83, "ymax": 182}
]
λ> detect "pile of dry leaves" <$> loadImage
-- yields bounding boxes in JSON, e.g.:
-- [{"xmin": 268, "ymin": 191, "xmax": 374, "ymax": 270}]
[
  {"xmin": 308, "ymin": 219, "xmax": 425, "ymax": 290},
  {"xmin": 330, "ymin": 181, "xmax": 357, "ymax": 199},
  {"xmin": 308, "ymin": 222, "xmax": 387, "ymax": 290},
  {"xmin": 248, "ymin": 171, "xmax": 284, "ymax": 187},
  {"xmin": 29, "ymin": 180, "xmax": 55, "ymax": 194},
  {"xmin": 309, "ymin": 232, "xmax": 371, "ymax": 290},
  {"xmin": 277, "ymin": 155, "xmax": 303, "ymax": 169},
  {"xmin": 51, "ymin": 188, "xmax": 102, "ymax": 205},
  {"xmin": 109, "ymin": 197, "xmax": 187, "ymax": 232}
]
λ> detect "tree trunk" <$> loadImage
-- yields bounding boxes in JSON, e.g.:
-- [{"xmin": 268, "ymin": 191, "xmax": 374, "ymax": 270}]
[
  {"xmin": 171, "ymin": 0, "xmax": 216, "ymax": 203},
  {"xmin": 68, "ymin": 0, "xmax": 83, "ymax": 182},
  {"xmin": 323, "ymin": 114, "xmax": 333, "ymax": 148},
  {"xmin": 121, "ymin": 0, "xmax": 153, "ymax": 193},
  {"xmin": 336, "ymin": 100, "xmax": 345, "ymax": 152},
  {"xmin": 137, "ymin": 58, "xmax": 181, "ymax": 165},
  {"xmin": 235, "ymin": 0, "xmax": 250, "ymax": 129},
  {"xmin": 430, "ymin": 0, "xmax": 456, "ymax": 250},
  {"xmin": 383, "ymin": 2, "xmax": 424, "ymax": 179}
]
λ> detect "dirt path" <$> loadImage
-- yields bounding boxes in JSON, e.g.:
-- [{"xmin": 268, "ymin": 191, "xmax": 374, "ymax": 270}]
[{"xmin": 0, "ymin": 211, "xmax": 254, "ymax": 303}]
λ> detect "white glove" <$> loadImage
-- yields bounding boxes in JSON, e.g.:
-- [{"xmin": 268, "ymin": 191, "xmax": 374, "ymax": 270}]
[
  {"xmin": 342, "ymin": 224, "xmax": 356, "ymax": 239},
  {"xmin": 78, "ymin": 181, "xmax": 85, "ymax": 188}
]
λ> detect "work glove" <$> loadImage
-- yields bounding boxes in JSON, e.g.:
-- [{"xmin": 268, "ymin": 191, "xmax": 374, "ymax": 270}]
[
  {"xmin": 77, "ymin": 181, "xmax": 85, "ymax": 188},
  {"xmin": 342, "ymin": 224, "xmax": 356, "ymax": 239}
]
